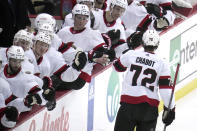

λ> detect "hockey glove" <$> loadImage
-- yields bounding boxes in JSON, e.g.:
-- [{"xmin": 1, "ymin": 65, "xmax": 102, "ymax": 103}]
[
  {"xmin": 45, "ymin": 99, "xmax": 56, "ymax": 111},
  {"xmin": 24, "ymin": 94, "xmax": 42, "ymax": 107},
  {"xmin": 42, "ymin": 87, "xmax": 56, "ymax": 101},
  {"xmin": 162, "ymin": 106, "xmax": 175, "ymax": 126},
  {"xmin": 145, "ymin": 3, "xmax": 167, "ymax": 18},
  {"xmin": 1, "ymin": 106, "xmax": 18, "ymax": 128},
  {"xmin": 105, "ymin": 49, "xmax": 116, "ymax": 62},
  {"xmin": 154, "ymin": 17, "xmax": 169, "ymax": 31},
  {"xmin": 127, "ymin": 32, "xmax": 143, "ymax": 49},
  {"xmin": 106, "ymin": 29, "xmax": 120, "ymax": 47},
  {"xmin": 72, "ymin": 51, "xmax": 87, "ymax": 71}
]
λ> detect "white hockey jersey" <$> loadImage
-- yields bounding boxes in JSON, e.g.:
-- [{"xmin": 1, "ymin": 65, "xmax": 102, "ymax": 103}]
[
  {"xmin": 113, "ymin": 50, "xmax": 175, "ymax": 109},
  {"xmin": 92, "ymin": 10, "xmax": 128, "ymax": 57},
  {"xmin": 0, "ymin": 48, "xmax": 34, "ymax": 74},
  {"xmin": 121, "ymin": 1, "xmax": 153, "ymax": 37},
  {"xmin": 25, "ymin": 49, "xmax": 51, "ymax": 78},
  {"xmin": 136, "ymin": 0, "xmax": 175, "ymax": 26}
]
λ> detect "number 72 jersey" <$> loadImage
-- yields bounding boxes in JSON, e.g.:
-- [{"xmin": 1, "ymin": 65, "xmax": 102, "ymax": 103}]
[{"xmin": 113, "ymin": 49, "xmax": 173, "ymax": 108}]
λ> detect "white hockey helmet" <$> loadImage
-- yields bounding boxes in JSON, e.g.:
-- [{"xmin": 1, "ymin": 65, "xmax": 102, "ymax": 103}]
[
  {"xmin": 14, "ymin": 30, "xmax": 33, "ymax": 46},
  {"xmin": 34, "ymin": 32, "xmax": 51, "ymax": 45},
  {"xmin": 72, "ymin": 4, "xmax": 90, "ymax": 17},
  {"xmin": 77, "ymin": 0, "xmax": 94, "ymax": 3},
  {"xmin": 34, "ymin": 13, "xmax": 56, "ymax": 30},
  {"xmin": 38, "ymin": 23, "xmax": 54, "ymax": 38},
  {"xmin": 110, "ymin": 0, "xmax": 128, "ymax": 9},
  {"xmin": 7, "ymin": 46, "xmax": 25, "ymax": 60},
  {"xmin": 142, "ymin": 29, "xmax": 160, "ymax": 47}
]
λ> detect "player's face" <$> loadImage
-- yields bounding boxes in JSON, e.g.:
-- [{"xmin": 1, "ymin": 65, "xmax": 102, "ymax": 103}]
[
  {"xmin": 9, "ymin": 58, "xmax": 23, "ymax": 73},
  {"xmin": 74, "ymin": 14, "xmax": 89, "ymax": 30},
  {"xmin": 80, "ymin": 1, "xmax": 93, "ymax": 10},
  {"xmin": 111, "ymin": 5, "xmax": 125, "ymax": 20},
  {"xmin": 33, "ymin": 41, "xmax": 49, "ymax": 57},
  {"xmin": 13, "ymin": 39, "xmax": 30, "ymax": 51}
]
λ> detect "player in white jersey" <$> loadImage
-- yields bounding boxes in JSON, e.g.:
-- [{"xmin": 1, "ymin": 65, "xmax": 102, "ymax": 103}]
[
  {"xmin": 136, "ymin": 0, "xmax": 175, "ymax": 31},
  {"xmin": 0, "ymin": 29, "xmax": 35, "ymax": 74},
  {"xmin": 0, "ymin": 78, "xmax": 19, "ymax": 130},
  {"xmin": 92, "ymin": 0, "xmax": 129, "ymax": 58},
  {"xmin": 113, "ymin": 29, "xmax": 175, "ymax": 131},
  {"xmin": 62, "ymin": 0, "xmax": 99, "ymax": 29},
  {"xmin": 0, "ymin": 46, "xmax": 56, "ymax": 114},
  {"xmin": 58, "ymin": 4, "xmax": 112, "ymax": 78}
]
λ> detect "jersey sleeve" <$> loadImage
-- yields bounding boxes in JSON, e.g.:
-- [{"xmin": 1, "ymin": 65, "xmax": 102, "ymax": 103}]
[{"xmin": 159, "ymin": 60, "xmax": 175, "ymax": 109}]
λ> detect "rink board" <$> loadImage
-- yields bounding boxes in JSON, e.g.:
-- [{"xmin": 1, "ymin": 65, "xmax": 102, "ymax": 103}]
[{"xmin": 9, "ymin": 6, "xmax": 197, "ymax": 131}]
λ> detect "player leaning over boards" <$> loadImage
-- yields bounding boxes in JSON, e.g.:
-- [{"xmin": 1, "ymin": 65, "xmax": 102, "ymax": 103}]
[{"xmin": 113, "ymin": 29, "xmax": 175, "ymax": 131}]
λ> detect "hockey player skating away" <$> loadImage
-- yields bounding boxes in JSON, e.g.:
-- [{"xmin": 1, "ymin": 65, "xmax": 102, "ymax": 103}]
[
  {"xmin": 92, "ymin": 0, "xmax": 129, "ymax": 58},
  {"xmin": 113, "ymin": 29, "xmax": 175, "ymax": 131},
  {"xmin": 136, "ymin": 0, "xmax": 176, "ymax": 31}
]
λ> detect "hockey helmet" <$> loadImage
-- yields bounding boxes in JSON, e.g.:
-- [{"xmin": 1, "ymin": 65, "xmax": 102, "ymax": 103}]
[
  {"xmin": 14, "ymin": 30, "xmax": 33, "ymax": 46},
  {"xmin": 77, "ymin": 0, "xmax": 94, "ymax": 3},
  {"xmin": 142, "ymin": 29, "xmax": 160, "ymax": 47},
  {"xmin": 7, "ymin": 46, "xmax": 25, "ymax": 60},
  {"xmin": 38, "ymin": 23, "xmax": 54, "ymax": 38},
  {"xmin": 110, "ymin": 0, "xmax": 128, "ymax": 9},
  {"xmin": 34, "ymin": 13, "xmax": 56, "ymax": 30},
  {"xmin": 72, "ymin": 4, "xmax": 90, "ymax": 17},
  {"xmin": 34, "ymin": 32, "xmax": 51, "ymax": 45}
]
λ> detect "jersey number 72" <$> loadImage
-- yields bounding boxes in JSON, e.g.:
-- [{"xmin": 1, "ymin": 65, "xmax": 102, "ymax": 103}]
[{"xmin": 130, "ymin": 64, "xmax": 157, "ymax": 91}]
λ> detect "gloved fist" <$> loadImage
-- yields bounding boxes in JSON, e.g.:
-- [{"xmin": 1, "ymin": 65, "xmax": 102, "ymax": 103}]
[
  {"xmin": 127, "ymin": 32, "xmax": 143, "ymax": 49},
  {"xmin": 72, "ymin": 51, "xmax": 87, "ymax": 71},
  {"xmin": 24, "ymin": 94, "xmax": 42, "ymax": 107},
  {"xmin": 42, "ymin": 87, "xmax": 56, "ymax": 101},
  {"xmin": 0, "ymin": 28, "xmax": 3, "ymax": 33},
  {"xmin": 106, "ymin": 29, "xmax": 120, "ymax": 47},
  {"xmin": 145, "ymin": 3, "xmax": 167, "ymax": 18},
  {"xmin": 45, "ymin": 99, "xmax": 56, "ymax": 111},
  {"xmin": 154, "ymin": 17, "xmax": 169, "ymax": 31},
  {"xmin": 162, "ymin": 106, "xmax": 175, "ymax": 126}
]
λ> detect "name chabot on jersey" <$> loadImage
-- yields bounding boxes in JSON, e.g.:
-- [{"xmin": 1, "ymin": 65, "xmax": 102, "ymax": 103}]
[{"xmin": 136, "ymin": 57, "xmax": 156, "ymax": 67}]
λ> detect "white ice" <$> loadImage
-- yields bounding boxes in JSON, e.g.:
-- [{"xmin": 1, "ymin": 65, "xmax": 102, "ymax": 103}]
[{"xmin": 156, "ymin": 88, "xmax": 197, "ymax": 131}]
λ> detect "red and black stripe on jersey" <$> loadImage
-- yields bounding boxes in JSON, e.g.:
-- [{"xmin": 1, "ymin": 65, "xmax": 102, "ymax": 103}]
[
  {"xmin": 113, "ymin": 59, "xmax": 127, "ymax": 72},
  {"xmin": 159, "ymin": 76, "xmax": 172, "ymax": 89},
  {"xmin": 58, "ymin": 42, "xmax": 73, "ymax": 54},
  {"xmin": 137, "ymin": 14, "xmax": 152, "ymax": 32}
]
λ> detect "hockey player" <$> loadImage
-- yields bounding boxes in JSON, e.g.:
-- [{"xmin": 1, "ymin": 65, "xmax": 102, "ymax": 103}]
[
  {"xmin": 92, "ymin": 0, "xmax": 129, "ymax": 58},
  {"xmin": 0, "ymin": 46, "xmax": 55, "ymax": 114},
  {"xmin": 0, "ymin": 78, "xmax": 18, "ymax": 130},
  {"xmin": 136, "ymin": 0, "xmax": 175, "ymax": 31},
  {"xmin": 94, "ymin": 0, "xmax": 108, "ymax": 10},
  {"xmin": 62, "ymin": 0, "xmax": 96, "ymax": 28},
  {"xmin": 0, "ymin": 29, "xmax": 35, "ymax": 74},
  {"xmin": 113, "ymin": 29, "xmax": 175, "ymax": 131},
  {"xmin": 58, "ymin": 4, "xmax": 112, "ymax": 70},
  {"xmin": 34, "ymin": 14, "xmax": 89, "ymax": 91}
]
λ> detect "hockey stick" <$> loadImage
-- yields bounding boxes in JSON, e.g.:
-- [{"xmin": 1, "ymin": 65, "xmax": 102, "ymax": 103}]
[{"xmin": 163, "ymin": 63, "xmax": 180, "ymax": 131}]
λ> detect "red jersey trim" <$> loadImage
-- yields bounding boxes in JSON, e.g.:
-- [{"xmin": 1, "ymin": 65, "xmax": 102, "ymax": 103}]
[{"xmin": 121, "ymin": 95, "xmax": 160, "ymax": 107}]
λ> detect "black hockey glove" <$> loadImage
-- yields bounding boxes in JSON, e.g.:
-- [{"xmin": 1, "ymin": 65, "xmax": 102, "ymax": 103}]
[
  {"xmin": 105, "ymin": 49, "xmax": 116, "ymax": 62},
  {"xmin": 154, "ymin": 17, "xmax": 169, "ymax": 31},
  {"xmin": 72, "ymin": 51, "xmax": 87, "ymax": 71},
  {"xmin": 45, "ymin": 99, "xmax": 56, "ymax": 111},
  {"xmin": 42, "ymin": 87, "xmax": 56, "ymax": 101},
  {"xmin": 106, "ymin": 29, "xmax": 120, "ymax": 47},
  {"xmin": 127, "ymin": 32, "xmax": 143, "ymax": 49},
  {"xmin": 162, "ymin": 106, "xmax": 175, "ymax": 126},
  {"xmin": 24, "ymin": 94, "xmax": 42, "ymax": 108},
  {"xmin": 4, "ymin": 106, "xmax": 18, "ymax": 122},
  {"xmin": 145, "ymin": 3, "xmax": 167, "ymax": 18}
]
